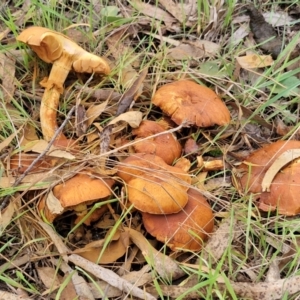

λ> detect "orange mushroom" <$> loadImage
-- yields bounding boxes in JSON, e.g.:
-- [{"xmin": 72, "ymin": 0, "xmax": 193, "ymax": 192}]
[
  {"xmin": 152, "ymin": 80, "xmax": 231, "ymax": 127},
  {"xmin": 142, "ymin": 188, "xmax": 214, "ymax": 251},
  {"xmin": 117, "ymin": 153, "xmax": 191, "ymax": 214},
  {"xmin": 236, "ymin": 140, "xmax": 300, "ymax": 215},
  {"xmin": 17, "ymin": 27, "xmax": 110, "ymax": 142},
  {"xmin": 132, "ymin": 120, "xmax": 182, "ymax": 164},
  {"xmin": 39, "ymin": 173, "xmax": 114, "ymax": 223}
]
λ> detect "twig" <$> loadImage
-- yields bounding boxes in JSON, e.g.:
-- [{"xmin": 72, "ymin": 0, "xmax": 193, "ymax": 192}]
[{"xmin": 0, "ymin": 106, "xmax": 75, "ymax": 211}]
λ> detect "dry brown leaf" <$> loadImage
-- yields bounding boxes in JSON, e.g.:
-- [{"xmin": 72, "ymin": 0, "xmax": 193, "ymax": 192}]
[
  {"xmin": 236, "ymin": 54, "xmax": 274, "ymax": 69},
  {"xmin": 20, "ymin": 124, "xmax": 39, "ymax": 147},
  {"xmin": 194, "ymin": 171, "xmax": 208, "ymax": 191},
  {"xmin": 108, "ymin": 111, "xmax": 142, "ymax": 128},
  {"xmin": 0, "ymin": 127, "xmax": 22, "ymax": 152},
  {"xmin": 130, "ymin": 0, "xmax": 178, "ymax": 31},
  {"xmin": 231, "ymin": 24, "xmax": 249, "ymax": 46},
  {"xmin": 86, "ymin": 99, "xmax": 108, "ymax": 126},
  {"xmin": 39, "ymin": 222, "xmax": 156, "ymax": 300},
  {"xmin": 0, "ymin": 201, "xmax": 14, "ymax": 235},
  {"xmin": 201, "ymin": 218, "xmax": 241, "ymax": 263},
  {"xmin": 30, "ymin": 140, "xmax": 75, "ymax": 159},
  {"xmin": 116, "ymin": 68, "xmax": 148, "ymax": 116},
  {"xmin": 167, "ymin": 43, "xmax": 205, "ymax": 60},
  {"xmin": 0, "ymin": 174, "xmax": 53, "ymax": 190},
  {"xmin": 159, "ymin": 0, "xmax": 194, "ymax": 26},
  {"xmin": 263, "ymin": 11, "xmax": 294, "ymax": 27},
  {"xmin": 77, "ymin": 230, "xmax": 129, "ymax": 264},
  {"xmin": 0, "ymin": 53, "xmax": 16, "ymax": 102},
  {"xmin": 57, "ymin": 259, "xmax": 94, "ymax": 300},
  {"xmin": 261, "ymin": 149, "xmax": 300, "ymax": 192},
  {"xmin": 45, "ymin": 189, "xmax": 64, "ymax": 215},
  {"xmin": 0, "ymin": 291, "xmax": 30, "ymax": 300},
  {"xmin": 36, "ymin": 266, "xmax": 61, "ymax": 290},
  {"xmin": 126, "ymin": 228, "xmax": 184, "ymax": 280}
]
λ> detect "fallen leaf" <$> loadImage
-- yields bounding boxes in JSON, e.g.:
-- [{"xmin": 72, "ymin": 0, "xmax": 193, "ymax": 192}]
[
  {"xmin": 77, "ymin": 229, "xmax": 129, "ymax": 264},
  {"xmin": 0, "ymin": 127, "xmax": 22, "ymax": 152},
  {"xmin": 0, "ymin": 53, "xmax": 16, "ymax": 102},
  {"xmin": 116, "ymin": 68, "xmax": 148, "ymax": 116},
  {"xmin": 108, "ymin": 111, "xmax": 143, "ymax": 128},
  {"xmin": 86, "ymin": 100, "xmax": 108, "ymax": 126},
  {"xmin": 126, "ymin": 228, "xmax": 184, "ymax": 280},
  {"xmin": 130, "ymin": 0, "xmax": 178, "ymax": 31},
  {"xmin": 236, "ymin": 54, "xmax": 274, "ymax": 69},
  {"xmin": 30, "ymin": 140, "xmax": 75, "ymax": 159},
  {"xmin": 0, "ymin": 201, "xmax": 14, "ymax": 236},
  {"xmin": 45, "ymin": 189, "xmax": 64, "ymax": 215},
  {"xmin": 263, "ymin": 11, "xmax": 294, "ymax": 27},
  {"xmin": 36, "ymin": 266, "xmax": 61, "ymax": 290},
  {"xmin": 261, "ymin": 149, "xmax": 300, "ymax": 192}
]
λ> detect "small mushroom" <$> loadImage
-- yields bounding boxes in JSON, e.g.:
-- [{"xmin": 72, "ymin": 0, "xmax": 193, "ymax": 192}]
[
  {"xmin": 132, "ymin": 120, "xmax": 182, "ymax": 164},
  {"xmin": 152, "ymin": 80, "xmax": 231, "ymax": 127},
  {"xmin": 142, "ymin": 188, "xmax": 214, "ymax": 251},
  {"xmin": 117, "ymin": 153, "xmax": 191, "ymax": 214},
  {"xmin": 17, "ymin": 27, "xmax": 110, "ymax": 142},
  {"xmin": 236, "ymin": 140, "xmax": 300, "ymax": 215},
  {"xmin": 39, "ymin": 173, "xmax": 114, "ymax": 222}
]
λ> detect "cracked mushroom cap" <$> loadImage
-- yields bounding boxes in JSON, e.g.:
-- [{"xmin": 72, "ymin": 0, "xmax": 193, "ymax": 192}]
[
  {"xmin": 152, "ymin": 80, "xmax": 231, "ymax": 127},
  {"xmin": 17, "ymin": 26, "xmax": 110, "ymax": 75},
  {"xmin": 117, "ymin": 153, "xmax": 191, "ymax": 214},
  {"xmin": 132, "ymin": 120, "xmax": 182, "ymax": 165},
  {"xmin": 142, "ymin": 188, "xmax": 214, "ymax": 251},
  {"xmin": 236, "ymin": 140, "xmax": 300, "ymax": 215}
]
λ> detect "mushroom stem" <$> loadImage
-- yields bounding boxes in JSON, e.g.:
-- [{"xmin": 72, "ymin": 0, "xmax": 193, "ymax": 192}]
[{"xmin": 39, "ymin": 58, "xmax": 73, "ymax": 141}]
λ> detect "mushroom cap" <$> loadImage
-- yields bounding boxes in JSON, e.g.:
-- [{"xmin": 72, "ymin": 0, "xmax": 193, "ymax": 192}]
[
  {"xmin": 117, "ymin": 153, "xmax": 190, "ymax": 184},
  {"xmin": 152, "ymin": 80, "xmax": 231, "ymax": 127},
  {"xmin": 132, "ymin": 120, "xmax": 182, "ymax": 165},
  {"xmin": 117, "ymin": 153, "xmax": 191, "ymax": 214},
  {"xmin": 127, "ymin": 174, "xmax": 188, "ymax": 214},
  {"xmin": 53, "ymin": 173, "xmax": 114, "ymax": 208},
  {"xmin": 142, "ymin": 188, "xmax": 214, "ymax": 251},
  {"xmin": 236, "ymin": 140, "xmax": 300, "ymax": 215},
  {"xmin": 17, "ymin": 26, "xmax": 110, "ymax": 74},
  {"xmin": 237, "ymin": 140, "xmax": 300, "ymax": 193},
  {"xmin": 258, "ymin": 158, "xmax": 300, "ymax": 215}
]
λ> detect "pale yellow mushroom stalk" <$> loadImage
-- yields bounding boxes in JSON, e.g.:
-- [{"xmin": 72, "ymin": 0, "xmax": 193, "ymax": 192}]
[{"xmin": 17, "ymin": 26, "xmax": 110, "ymax": 141}]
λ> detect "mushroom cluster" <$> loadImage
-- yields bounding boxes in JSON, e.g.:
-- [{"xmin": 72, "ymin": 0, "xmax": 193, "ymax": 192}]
[
  {"xmin": 117, "ymin": 153, "xmax": 214, "ymax": 251},
  {"xmin": 236, "ymin": 140, "xmax": 300, "ymax": 215},
  {"xmin": 115, "ymin": 79, "xmax": 232, "ymax": 250}
]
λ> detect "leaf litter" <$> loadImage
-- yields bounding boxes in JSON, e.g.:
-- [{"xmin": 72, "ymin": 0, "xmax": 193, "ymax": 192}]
[{"xmin": 2, "ymin": 1, "xmax": 300, "ymax": 299}]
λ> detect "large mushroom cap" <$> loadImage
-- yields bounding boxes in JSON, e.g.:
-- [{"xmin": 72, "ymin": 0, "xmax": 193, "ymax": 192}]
[
  {"xmin": 117, "ymin": 153, "xmax": 191, "ymax": 214},
  {"xmin": 236, "ymin": 140, "xmax": 300, "ymax": 215},
  {"xmin": 132, "ymin": 120, "xmax": 182, "ymax": 164},
  {"xmin": 53, "ymin": 173, "xmax": 114, "ymax": 208},
  {"xmin": 258, "ymin": 159, "xmax": 300, "ymax": 215},
  {"xmin": 142, "ymin": 188, "xmax": 214, "ymax": 251},
  {"xmin": 17, "ymin": 26, "xmax": 110, "ymax": 74},
  {"xmin": 127, "ymin": 175, "xmax": 188, "ymax": 214},
  {"xmin": 152, "ymin": 80, "xmax": 231, "ymax": 127}
]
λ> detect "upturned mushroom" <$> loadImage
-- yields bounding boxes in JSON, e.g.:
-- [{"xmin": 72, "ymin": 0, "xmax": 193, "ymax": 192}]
[
  {"xmin": 236, "ymin": 140, "xmax": 300, "ymax": 215},
  {"xmin": 132, "ymin": 120, "xmax": 182, "ymax": 165},
  {"xmin": 117, "ymin": 153, "xmax": 191, "ymax": 214},
  {"xmin": 17, "ymin": 26, "xmax": 110, "ymax": 142},
  {"xmin": 142, "ymin": 188, "xmax": 214, "ymax": 251},
  {"xmin": 152, "ymin": 80, "xmax": 231, "ymax": 127}
]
